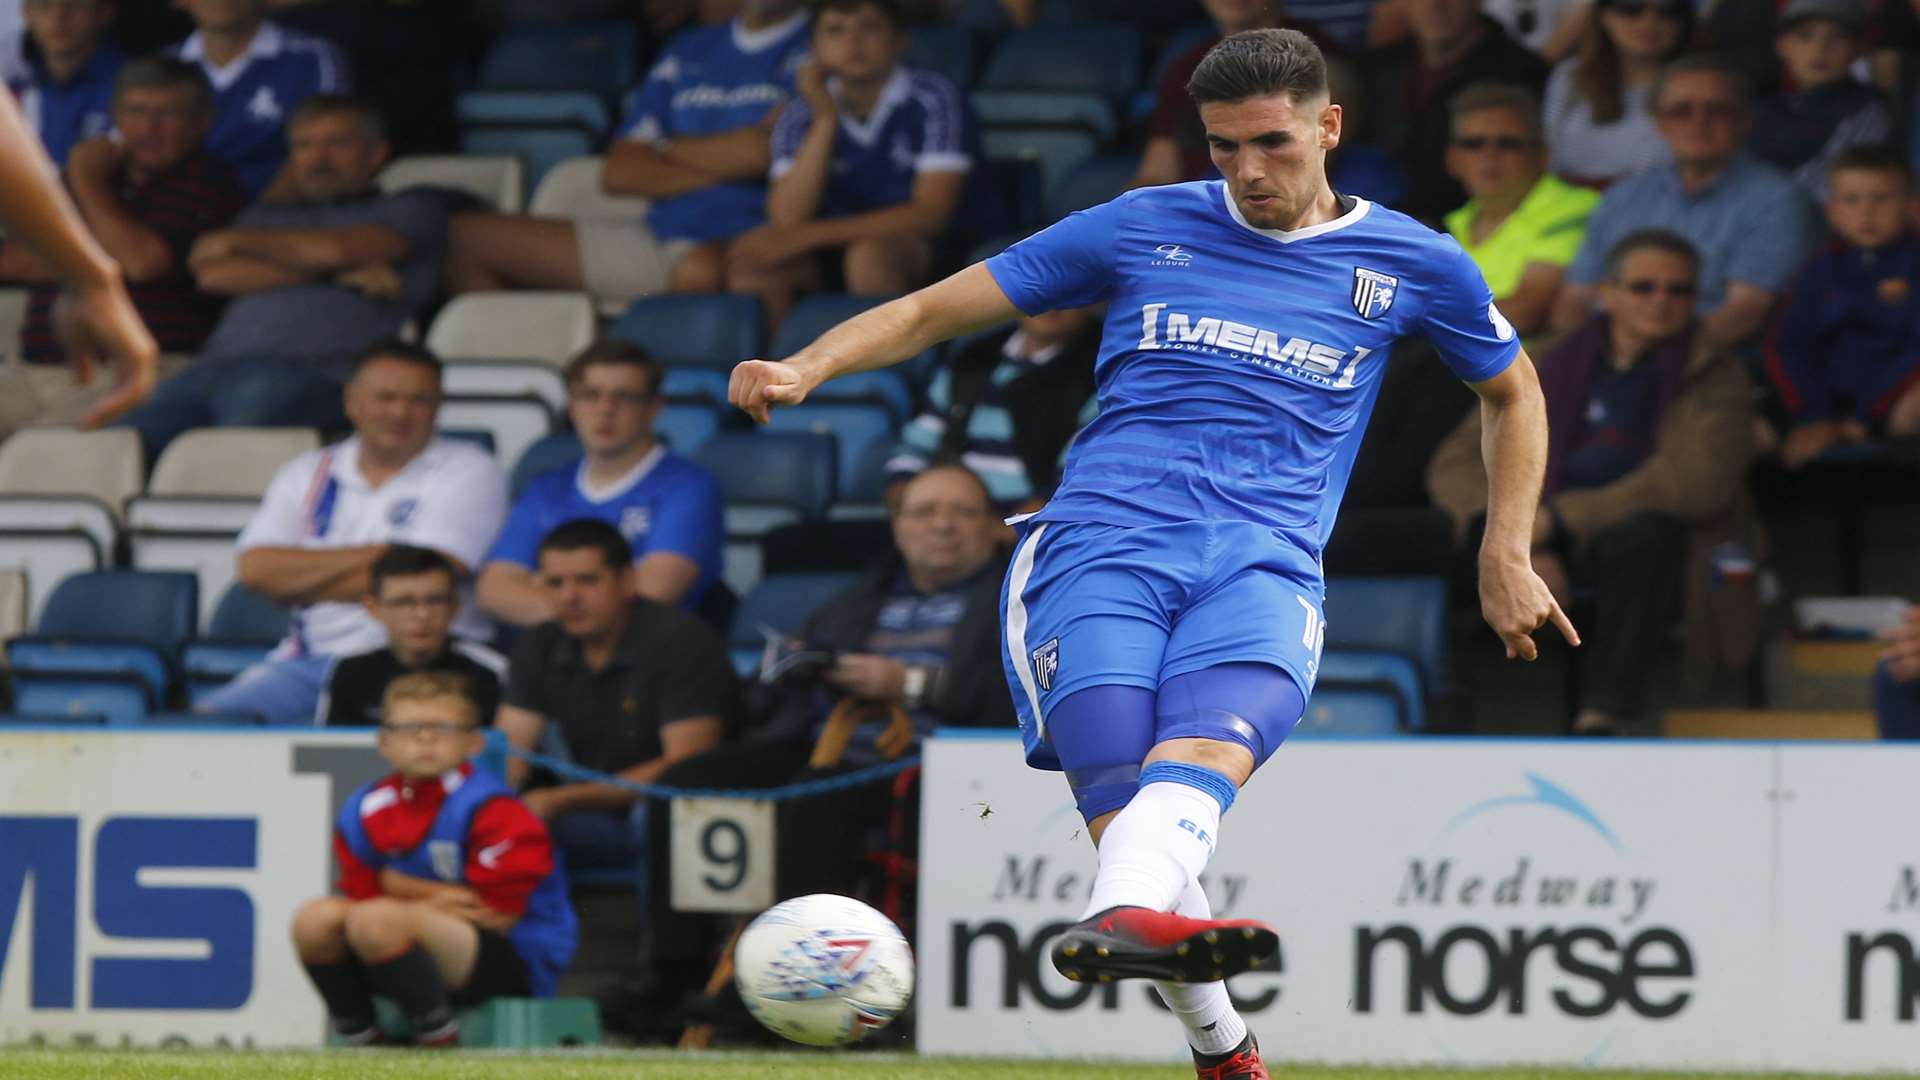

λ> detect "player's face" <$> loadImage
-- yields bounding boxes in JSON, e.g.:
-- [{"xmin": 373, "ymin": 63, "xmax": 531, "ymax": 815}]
[
  {"xmin": 537, "ymin": 548, "xmax": 633, "ymax": 642},
  {"xmin": 811, "ymin": 5, "xmax": 900, "ymax": 84},
  {"xmin": 1200, "ymin": 92, "xmax": 1340, "ymax": 231},
  {"xmin": 1826, "ymin": 168, "xmax": 1909, "ymax": 250},
  {"xmin": 892, "ymin": 468, "xmax": 998, "ymax": 586},
  {"xmin": 288, "ymin": 113, "xmax": 389, "ymax": 202},
  {"xmin": 345, "ymin": 358, "xmax": 441, "ymax": 463},
  {"xmin": 113, "ymin": 86, "xmax": 210, "ymax": 176},
  {"xmin": 377, "ymin": 697, "xmax": 481, "ymax": 778},
  {"xmin": 1776, "ymin": 18, "xmax": 1858, "ymax": 89},
  {"xmin": 24, "ymin": 0, "xmax": 111, "ymax": 62},
  {"xmin": 1444, "ymin": 106, "xmax": 1544, "ymax": 202},
  {"xmin": 1652, "ymin": 71, "xmax": 1746, "ymax": 171},
  {"xmin": 367, "ymin": 570, "xmax": 458, "ymax": 664},
  {"xmin": 568, "ymin": 363, "xmax": 661, "ymax": 457},
  {"xmin": 175, "ymin": 0, "xmax": 264, "ymax": 33},
  {"xmin": 1602, "ymin": 249, "xmax": 1696, "ymax": 344}
]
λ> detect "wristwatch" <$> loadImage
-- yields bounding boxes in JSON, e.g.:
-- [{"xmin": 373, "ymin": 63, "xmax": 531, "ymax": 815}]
[{"xmin": 901, "ymin": 665, "xmax": 929, "ymax": 708}]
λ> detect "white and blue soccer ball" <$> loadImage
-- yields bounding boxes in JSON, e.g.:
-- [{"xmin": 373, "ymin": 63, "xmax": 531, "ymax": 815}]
[{"xmin": 733, "ymin": 893, "xmax": 915, "ymax": 1047}]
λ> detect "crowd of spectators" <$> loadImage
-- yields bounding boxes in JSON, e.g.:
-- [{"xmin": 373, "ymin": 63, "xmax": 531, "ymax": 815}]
[{"xmin": 6, "ymin": 0, "xmax": 1920, "ymax": 1040}]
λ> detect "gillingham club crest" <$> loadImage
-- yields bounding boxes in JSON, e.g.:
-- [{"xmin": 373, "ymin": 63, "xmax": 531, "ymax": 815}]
[
  {"xmin": 1352, "ymin": 267, "xmax": 1398, "ymax": 320},
  {"xmin": 1031, "ymin": 638, "xmax": 1060, "ymax": 692}
]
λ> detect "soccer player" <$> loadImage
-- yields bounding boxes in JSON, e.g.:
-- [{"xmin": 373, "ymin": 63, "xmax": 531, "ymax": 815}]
[
  {"xmin": 729, "ymin": 29, "xmax": 1576, "ymax": 1078},
  {"xmin": 291, "ymin": 672, "xmax": 577, "ymax": 1047}
]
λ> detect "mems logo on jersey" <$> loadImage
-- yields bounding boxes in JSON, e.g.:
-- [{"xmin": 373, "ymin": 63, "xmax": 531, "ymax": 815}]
[
  {"xmin": 1353, "ymin": 773, "xmax": 1695, "ymax": 1027},
  {"xmin": 1137, "ymin": 303, "xmax": 1371, "ymax": 389}
]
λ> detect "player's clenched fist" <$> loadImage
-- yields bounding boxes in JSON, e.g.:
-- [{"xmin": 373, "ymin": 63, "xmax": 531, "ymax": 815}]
[
  {"xmin": 1479, "ymin": 556, "xmax": 1581, "ymax": 661},
  {"xmin": 729, "ymin": 358, "xmax": 813, "ymax": 424}
]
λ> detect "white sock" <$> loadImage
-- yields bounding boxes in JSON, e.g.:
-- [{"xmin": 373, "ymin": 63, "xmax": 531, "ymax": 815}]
[
  {"xmin": 1155, "ymin": 878, "xmax": 1248, "ymax": 1056},
  {"xmin": 1078, "ymin": 779, "xmax": 1223, "ymax": 919}
]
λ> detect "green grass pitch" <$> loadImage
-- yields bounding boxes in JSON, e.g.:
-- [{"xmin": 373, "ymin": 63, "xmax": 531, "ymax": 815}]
[{"xmin": 0, "ymin": 1050, "xmax": 1913, "ymax": 1080}]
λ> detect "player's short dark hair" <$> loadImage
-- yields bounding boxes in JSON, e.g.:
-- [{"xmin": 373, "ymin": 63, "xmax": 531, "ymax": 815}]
[
  {"xmin": 1447, "ymin": 82, "xmax": 1544, "ymax": 142},
  {"xmin": 370, "ymin": 545, "xmax": 458, "ymax": 596},
  {"xmin": 1603, "ymin": 229, "xmax": 1700, "ymax": 281},
  {"xmin": 537, "ymin": 518, "xmax": 633, "ymax": 572},
  {"xmin": 564, "ymin": 339, "xmax": 664, "ymax": 398},
  {"xmin": 114, "ymin": 55, "xmax": 214, "ymax": 121},
  {"xmin": 1828, "ymin": 143, "xmax": 1912, "ymax": 187},
  {"xmin": 289, "ymin": 93, "xmax": 387, "ymax": 142},
  {"xmin": 1186, "ymin": 28, "xmax": 1329, "ymax": 107},
  {"xmin": 1650, "ymin": 53, "xmax": 1750, "ymax": 115},
  {"xmin": 348, "ymin": 338, "xmax": 442, "ymax": 383},
  {"xmin": 815, "ymin": 0, "xmax": 903, "ymax": 27}
]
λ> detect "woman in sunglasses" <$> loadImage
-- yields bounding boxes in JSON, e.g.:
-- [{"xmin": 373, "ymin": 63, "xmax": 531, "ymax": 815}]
[
  {"xmin": 1444, "ymin": 81, "xmax": 1600, "ymax": 339},
  {"xmin": 1542, "ymin": 0, "xmax": 1694, "ymax": 187}
]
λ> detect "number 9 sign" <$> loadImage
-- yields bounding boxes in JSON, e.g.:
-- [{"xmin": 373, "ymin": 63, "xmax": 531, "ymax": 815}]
[{"xmin": 669, "ymin": 798, "xmax": 776, "ymax": 913}]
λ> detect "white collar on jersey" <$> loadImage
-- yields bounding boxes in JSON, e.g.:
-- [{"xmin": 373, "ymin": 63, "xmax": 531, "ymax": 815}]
[
  {"xmin": 576, "ymin": 442, "xmax": 666, "ymax": 504},
  {"xmin": 828, "ymin": 66, "xmax": 912, "ymax": 147},
  {"xmin": 1220, "ymin": 183, "xmax": 1371, "ymax": 244},
  {"xmin": 732, "ymin": 8, "xmax": 809, "ymax": 53},
  {"xmin": 179, "ymin": 20, "xmax": 285, "ymax": 88}
]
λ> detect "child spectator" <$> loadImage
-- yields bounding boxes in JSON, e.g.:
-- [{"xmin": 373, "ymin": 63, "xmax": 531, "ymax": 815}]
[
  {"xmin": 291, "ymin": 672, "xmax": 577, "ymax": 1046},
  {"xmin": 1541, "ymin": 0, "xmax": 1691, "ymax": 188},
  {"xmin": 1749, "ymin": 0, "xmax": 1890, "ymax": 202},
  {"xmin": 727, "ymin": 0, "xmax": 976, "ymax": 325},
  {"xmin": 1768, "ymin": 145, "xmax": 1920, "ymax": 465}
]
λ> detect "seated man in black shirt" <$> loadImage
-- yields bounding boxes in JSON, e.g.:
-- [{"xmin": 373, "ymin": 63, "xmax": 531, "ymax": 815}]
[
  {"xmin": 494, "ymin": 518, "xmax": 735, "ymax": 905},
  {"xmin": 317, "ymin": 545, "xmax": 505, "ymax": 727}
]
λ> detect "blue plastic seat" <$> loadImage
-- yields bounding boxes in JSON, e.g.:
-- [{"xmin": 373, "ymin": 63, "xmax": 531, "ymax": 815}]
[
  {"xmin": 660, "ymin": 367, "xmax": 731, "ymax": 405},
  {"xmin": 7, "ymin": 570, "xmax": 197, "ymax": 712},
  {"xmin": 981, "ymin": 25, "xmax": 1141, "ymax": 99},
  {"xmin": 1048, "ymin": 153, "xmax": 1138, "ymax": 219},
  {"xmin": 476, "ymin": 22, "xmax": 637, "ymax": 98},
  {"xmin": 1291, "ymin": 685, "xmax": 1409, "ymax": 738},
  {"xmin": 694, "ymin": 433, "xmax": 837, "ymax": 522},
  {"xmin": 456, "ymin": 90, "xmax": 613, "ymax": 136},
  {"xmin": 181, "ymin": 584, "xmax": 289, "ymax": 702},
  {"xmin": 460, "ymin": 124, "xmax": 597, "ymax": 194},
  {"xmin": 511, "ymin": 432, "xmax": 585, "ymax": 498},
  {"xmin": 972, "ymin": 90, "xmax": 1117, "ymax": 141},
  {"xmin": 0, "ymin": 709, "xmax": 109, "ymax": 727},
  {"xmin": 1320, "ymin": 576, "xmax": 1449, "ymax": 730},
  {"xmin": 13, "ymin": 676, "xmax": 147, "ymax": 727},
  {"xmin": 610, "ymin": 294, "xmax": 762, "ymax": 369},
  {"xmin": 764, "ymin": 404, "xmax": 897, "ymax": 495},
  {"xmin": 1315, "ymin": 648, "xmax": 1424, "ymax": 732},
  {"xmin": 980, "ymin": 127, "xmax": 1100, "ymax": 197},
  {"xmin": 145, "ymin": 711, "xmax": 267, "ymax": 727},
  {"xmin": 657, "ymin": 403, "xmax": 722, "ymax": 454},
  {"xmin": 905, "ymin": 24, "xmax": 976, "ymax": 89}
]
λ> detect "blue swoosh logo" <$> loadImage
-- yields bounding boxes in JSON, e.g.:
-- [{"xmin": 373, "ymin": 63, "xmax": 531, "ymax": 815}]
[{"xmin": 1442, "ymin": 773, "xmax": 1623, "ymax": 852}]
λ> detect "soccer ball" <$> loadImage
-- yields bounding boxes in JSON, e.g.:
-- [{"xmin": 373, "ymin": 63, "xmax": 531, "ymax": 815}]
[{"xmin": 732, "ymin": 893, "xmax": 915, "ymax": 1047}]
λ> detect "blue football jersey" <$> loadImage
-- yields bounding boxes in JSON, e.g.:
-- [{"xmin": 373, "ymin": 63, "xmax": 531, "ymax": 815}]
[
  {"xmin": 769, "ymin": 65, "xmax": 975, "ymax": 219},
  {"xmin": 986, "ymin": 181, "xmax": 1517, "ymax": 559},
  {"xmin": 176, "ymin": 21, "xmax": 350, "ymax": 196},
  {"xmin": 619, "ymin": 12, "xmax": 810, "ymax": 243},
  {"xmin": 11, "ymin": 45, "xmax": 124, "ymax": 167}
]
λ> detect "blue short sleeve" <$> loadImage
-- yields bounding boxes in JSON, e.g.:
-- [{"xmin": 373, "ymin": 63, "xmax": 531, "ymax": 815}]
[
  {"xmin": 984, "ymin": 196, "xmax": 1125, "ymax": 315},
  {"xmin": 640, "ymin": 465, "xmax": 723, "ymax": 569},
  {"xmin": 1724, "ymin": 184, "xmax": 1817, "ymax": 293},
  {"xmin": 618, "ymin": 55, "xmax": 678, "ymax": 142},
  {"xmin": 1421, "ymin": 243, "xmax": 1520, "ymax": 384},
  {"xmin": 484, "ymin": 472, "xmax": 560, "ymax": 569},
  {"xmin": 769, "ymin": 99, "xmax": 812, "ymax": 179}
]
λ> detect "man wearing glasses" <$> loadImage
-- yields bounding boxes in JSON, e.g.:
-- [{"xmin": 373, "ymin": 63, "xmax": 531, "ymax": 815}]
[
  {"xmin": 1433, "ymin": 229, "xmax": 1759, "ymax": 735},
  {"xmin": 1552, "ymin": 53, "xmax": 1819, "ymax": 351},
  {"xmin": 477, "ymin": 340, "xmax": 724, "ymax": 625},
  {"xmin": 317, "ymin": 545, "xmax": 506, "ymax": 728}
]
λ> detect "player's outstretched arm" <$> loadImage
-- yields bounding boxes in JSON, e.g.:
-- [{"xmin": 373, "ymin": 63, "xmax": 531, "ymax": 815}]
[
  {"xmin": 1467, "ymin": 350, "xmax": 1580, "ymax": 661},
  {"xmin": 729, "ymin": 262, "xmax": 1021, "ymax": 423},
  {"xmin": 0, "ymin": 94, "xmax": 157, "ymax": 426}
]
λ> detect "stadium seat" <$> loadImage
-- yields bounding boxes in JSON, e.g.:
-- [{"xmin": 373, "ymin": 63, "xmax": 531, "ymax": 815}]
[
  {"xmin": 438, "ymin": 395, "xmax": 556, "ymax": 468},
  {"xmin": 8, "ymin": 569, "xmax": 198, "ymax": 720},
  {"xmin": 693, "ymin": 433, "xmax": 837, "ymax": 595},
  {"xmin": 0, "ymin": 427, "xmax": 142, "ymax": 625},
  {"xmin": 829, "ymin": 437, "xmax": 898, "ymax": 520},
  {"xmin": 980, "ymin": 24, "xmax": 1142, "ymax": 99},
  {"xmin": 1322, "ymin": 576, "xmax": 1450, "ymax": 723},
  {"xmin": 765, "ymin": 404, "xmax": 897, "ymax": 499},
  {"xmin": 0, "ymin": 710, "xmax": 108, "ymax": 727},
  {"xmin": 1048, "ymin": 153, "xmax": 1138, "ymax": 219},
  {"xmin": 980, "ymin": 126, "xmax": 1101, "ymax": 198},
  {"xmin": 440, "ymin": 428, "xmax": 497, "ymax": 455},
  {"xmin": 972, "ymin": 90, "xmax": 1118, "ymax": 142},
  {"xmin": 144, "ymin": 710, "xmax": 267, "ymax": 727},
  {"xmin": 905, "ymin": 24, "xmax": 976, "ymax": 88},
  {"xmin": 528, "ymin": 155, "xmax": 650, "ymax": 221},
  {"xmin": 379, "ymin": 154, "xmax": 525, "ymax": 213},
  {"xmin": 127, "ymin": 427, "xmax": 318, "ymax": 626},
  {"xmin": 0, "ymin": 288, "xmax": 27, "ymax": 361},
  {"xmin": 456, "ymin": 89, "xmax": 613, "ymax": 137},
  {"xmin": 657, "ymin": 402, "xmax": 722, "ymax": 455},
  {"xmin": 510, "ymin": 432, "xmax": 584, "ymax": 498},
  {"xmin": 771, "ymin": 295, "xmax": 932, "ymax": 406},
  {"xmin": 660, "ymin": 367, "xmax": 730, "ymax": 406},
  {"xmin": 0, "ymin": 567, "xmax": 24, "ymax": 645},
  {"xmin": 427, "ymin": 291, "xmax": 596, "ymax": 367},
  {"xmin": 443, "ymin": 361, "xmax": 568, "ymax": 414},
  {"xmin": 182, "ymin": 583, "xmax": 289, "ymax": 703},
  {"xmin": 728, "ymin": 571, "xmax": 863, "ymax": 675},
  {"xmin": 1291, "ymin": 683, "xmax": 1409, "ymax": 738},
  {"xmin": 476, "ymin": 22, "xmax": 638, "ymax": 99},
  {"xmin": 1133, "ymin": 22, "xmax": 1218, "ymax": 121},
  {"xmin": 1316, "ymin": 648, "xmax": 1424, "ymax": 731},
  {"xmin": 609, "ymin": 294, "xmax": 762, "ymax": 369},
  {"xmin": 460, "ymin": 123, "xmax": 598, "ymax": 194}
]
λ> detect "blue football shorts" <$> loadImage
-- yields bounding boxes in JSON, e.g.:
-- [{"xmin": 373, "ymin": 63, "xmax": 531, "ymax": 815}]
[{"xmin": 999, "ymin": 518, "xmax": 1327, "ymax": 771}]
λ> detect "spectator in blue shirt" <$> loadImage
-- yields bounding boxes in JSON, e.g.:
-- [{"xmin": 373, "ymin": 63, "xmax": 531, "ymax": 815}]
[
  {"xmin": 172, "ymin": 0, "xmax": 350, "ymax": 197},
  {"xmin": 1550, "ymin": 54, "xmax": 1820, "ymax": 353},
  {"xmin": 727, "ymin": 0, "xmax": 975, "ymax": 326},
  {"xmin": 477, "ymin": 340, "xmax": 725, "ymax": 627},
  {"xmin": 443, "ymin": 0, "xmax": 811, "ymax": 308},
  {"xmin": 8, "ymin": 0, "xmax": 124, "ymax": 167}
]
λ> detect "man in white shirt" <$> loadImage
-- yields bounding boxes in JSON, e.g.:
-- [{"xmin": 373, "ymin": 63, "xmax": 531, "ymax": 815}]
[{"xmin": 200, "ymin": 339, "xmax": 508, "ymax": 723}]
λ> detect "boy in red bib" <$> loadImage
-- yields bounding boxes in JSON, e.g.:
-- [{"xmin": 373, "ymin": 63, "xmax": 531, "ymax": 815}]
[{"xmin": 291, "ymin": 671, "xmax": 576, "ymax": 1046}]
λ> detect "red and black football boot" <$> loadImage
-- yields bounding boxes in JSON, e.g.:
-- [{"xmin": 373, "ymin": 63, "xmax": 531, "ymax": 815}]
[
  {"xmin": 1194, "ymin": 1033, "xmax": 1269, "ymax": 1079},
  {"xmin": 1050, "ymin": 906, "xmax": 1279, "ymax": 984}
]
